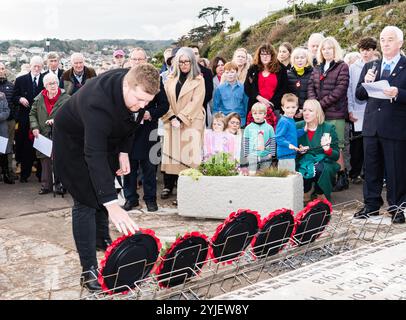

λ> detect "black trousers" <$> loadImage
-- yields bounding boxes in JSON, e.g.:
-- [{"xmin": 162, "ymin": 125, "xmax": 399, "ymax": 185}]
[
  {"xmin": 72, "ymin": 199, "xmax": 110, "ymax": 271},
  {"xmin": 123, "ymin": 158, "xmax": 157, "ymax": 203},
  {"xmin": 163, "ymin": 173, "xmax": 178, "ymax": 191},
  {"xmin": 349, "ymin": 131, "xmax": 364, "ymax": 179},
  {"xmin": 363, "ymin": 136, "xmax": 406, "ymax": 210}
]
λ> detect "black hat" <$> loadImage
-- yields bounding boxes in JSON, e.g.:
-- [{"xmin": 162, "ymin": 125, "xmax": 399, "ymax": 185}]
[
  {"xmin": 155, "ymin": 232, "xmax": 209, "ymax": 288},
  {"xmin": 292, "ymin": 199, "xmax": 332, "ymax": 246},
  {"xmin": 98, "ymin": 229, "xmax": 161, "ymax": 294},
  {"xmin": 210, "ymin": 209, "xmax": 260, "ymax": 264},
  {"xmin": 251, "ymin": 208, "xmax": 294, "ymax": 258}
]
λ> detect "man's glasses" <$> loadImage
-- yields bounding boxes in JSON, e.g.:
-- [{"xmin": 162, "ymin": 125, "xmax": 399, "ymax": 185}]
[
  {"xmin": 131, "ymin": 58, "xmax": 145, "ymax": 61},
  {"xmin": 179, "ymin": 60, "xmax": 191, "ymax": 66}
]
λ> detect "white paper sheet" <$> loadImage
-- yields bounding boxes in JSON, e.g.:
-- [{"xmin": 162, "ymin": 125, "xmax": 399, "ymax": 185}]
[
  {"xmin": 33, "ymin": 134, "xmax": 53, "ymax": 157},
  {"xmin": 353, "ymin": 110, "xmax": 365, "ymax": 132},
  {"xmin": 362, "ymin": 80, "xmax": 391, "ymax": 99},
  {"xmin": 0, "ymin": 136, "xmax": 8, "ymax": 154}
]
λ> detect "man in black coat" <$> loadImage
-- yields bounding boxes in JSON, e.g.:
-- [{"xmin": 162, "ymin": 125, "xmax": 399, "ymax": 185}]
[
  {"xmin": 354, "ymin": 26, "xmax": 406, "ymax": 223},
  {"xmin": 190, "ymin": 45, "xmax": 213, "ymax": 125},
  {"xmin": 12, "ymin": 56, "xmax": 44, "ymax": 182},
  {"xmin": 123, "ymin": 48, "xmax": 169, "ymax": 212},
  {"xmin": 53, "ymin": 64, "xmax": 160, "ymax": 291}
]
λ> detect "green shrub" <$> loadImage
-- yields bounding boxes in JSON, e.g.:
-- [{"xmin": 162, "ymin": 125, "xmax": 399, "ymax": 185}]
[{"xmin": 199, "ymin": 152, "xmax": 239, "ymax": 176}]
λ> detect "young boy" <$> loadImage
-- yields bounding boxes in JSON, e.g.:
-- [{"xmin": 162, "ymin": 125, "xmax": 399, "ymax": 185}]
[
  {"xmin": 242, "ymin": 102, "xmax": 276, "ymax": 175},
  {"xmin": 275, "ymin": 93, "xmax": 306, "ymax": 172},
  {"xmin": 213, "ymin": 62, "xmax": 248, "ymax": 126}
]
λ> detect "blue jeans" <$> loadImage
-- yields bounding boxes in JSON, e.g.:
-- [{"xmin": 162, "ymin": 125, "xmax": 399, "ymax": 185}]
[
  {"xmin": 123, "ymin": 158, "xmax": 157, "ymax": 203},
  {"xmin": 72, "ymin": 200, "xmax": 110, "ymax": 270}
]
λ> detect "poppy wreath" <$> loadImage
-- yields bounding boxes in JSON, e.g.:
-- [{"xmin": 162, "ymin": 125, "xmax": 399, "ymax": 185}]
[
  {"xmin": 291, "ymin": 198, "xmax": 333, "ymax": 246},
  {"xmin": 210, "ymin": 209, "xmax": 260, "ymax": 264},
  {"xmin": 98, "ymin": 228, "xmax": 162, "ymax": 295},
  {"xmin": 155, "ymin": 232, "xmax": 209, "ymax": 288},
  {"xmin": 251, "ymin": 208, "xmax": 295, "ymax": 258}
]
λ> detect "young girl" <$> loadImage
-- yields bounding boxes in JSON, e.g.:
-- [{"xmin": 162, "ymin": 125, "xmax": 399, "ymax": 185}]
[
  {"xmin": 224, "ymin": 112, "xmax": 243, "ymax": 161},
  {"xmin": 203, "ymin": 112, "xmax": 236, "ymax": 161}
]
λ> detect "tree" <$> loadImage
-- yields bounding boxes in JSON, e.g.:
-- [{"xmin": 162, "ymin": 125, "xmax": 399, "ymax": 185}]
[{"xmin": 198, "ymin": 6, "xmax": 230, "ymax": 29}]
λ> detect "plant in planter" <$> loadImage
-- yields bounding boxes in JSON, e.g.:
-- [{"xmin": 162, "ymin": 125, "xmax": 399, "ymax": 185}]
[
  {"xmin": 256, "ymin": 167, "xmax": 291, "ymax": 178},
  {"xmin": 198, "ymin": 152, "xmax": 239, "ymax": 177}
]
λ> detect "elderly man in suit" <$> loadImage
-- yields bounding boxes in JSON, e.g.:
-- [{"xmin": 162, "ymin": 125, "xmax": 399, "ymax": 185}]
[
  {"xmin": 53, "ymin": 64, "xmax": 160, "ymax": 291},
  {"xmin": 61, "ymin": 52, "xmax": 96, "ymax": 95},
  {"xmin": 12, "ymin": 56, "xmax": 44, "ymax": 183},
  {"xmin": 354, "ymin": 26, "xmax": 406, "ymax": 224}
]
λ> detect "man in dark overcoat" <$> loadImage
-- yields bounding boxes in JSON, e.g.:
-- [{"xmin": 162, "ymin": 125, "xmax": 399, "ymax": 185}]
[{"xmin": 53, "ymin": 64, "xmax": 160, "ymax": 291}]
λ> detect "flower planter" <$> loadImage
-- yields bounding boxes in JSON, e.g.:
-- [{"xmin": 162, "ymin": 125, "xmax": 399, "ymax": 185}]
[{"xmin": 177, "ymin": 174, "xmax": 303, "ymax": 219}]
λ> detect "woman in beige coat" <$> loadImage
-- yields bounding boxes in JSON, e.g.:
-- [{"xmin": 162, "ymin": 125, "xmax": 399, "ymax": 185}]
[{"xmin": 161, "ymin": 47, "xmax": 205, "ymax": 199}]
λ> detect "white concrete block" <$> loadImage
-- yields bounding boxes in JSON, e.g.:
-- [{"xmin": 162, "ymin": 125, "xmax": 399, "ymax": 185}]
[{"xmin": 177, "ymin": 174, "xmax": 303, "ymax": 219}]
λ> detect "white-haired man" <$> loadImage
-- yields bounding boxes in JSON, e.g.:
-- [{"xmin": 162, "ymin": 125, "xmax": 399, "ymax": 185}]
[
  {"xmin": 12, "ymin": 56, "xmax": 44, "ymax": 183},
  {"xmin": 61, "ymin": 52, "xmax": 96, "ymax": 95},
  {"xmin": 354, "ymin": 26, "xmax": 406, "ymax": 223},
  {"xmin": 307, "ymin": 33, "xmax": 325, "ymax": 66}
]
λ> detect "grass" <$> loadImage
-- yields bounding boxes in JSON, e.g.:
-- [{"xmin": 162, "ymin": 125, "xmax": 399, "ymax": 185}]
[{"xmin": 256, "ymin": 167, "xmax": 291, "ymax": 178}]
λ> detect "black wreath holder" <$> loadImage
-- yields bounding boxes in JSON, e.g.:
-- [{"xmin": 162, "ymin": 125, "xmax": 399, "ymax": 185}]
[
  {"xmin": 155, "ymin": 232, "xmax": 209, "ymax": 288},
  {"xmin": 210, "ymin": 209, "xmax": 260, "ymax": 264},
  {"xmin": 291, "ymin": 199, "xmax": 333, "ymax": 246},
  {"xmin": 251, "ymin": 208, "xmax": 295, "ymax": 258},
  {"xmin": 98, "ymin": 229, "xmax": 161, "ymax": 295}
]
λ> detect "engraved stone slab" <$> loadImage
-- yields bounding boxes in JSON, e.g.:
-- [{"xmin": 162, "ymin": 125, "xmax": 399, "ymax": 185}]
[{"xmin": 216, "ymin": 233, "xmax": 406, "ymax": 300}]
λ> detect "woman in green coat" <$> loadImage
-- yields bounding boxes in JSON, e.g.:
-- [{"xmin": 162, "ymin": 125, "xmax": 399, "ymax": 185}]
[
  {"xmin": 296, "ymin": 99, "xmax": 340, "ymax": 202},
  {"xmin": 29, "ymin": 73, "xmax": 70, "ymax": 194}
]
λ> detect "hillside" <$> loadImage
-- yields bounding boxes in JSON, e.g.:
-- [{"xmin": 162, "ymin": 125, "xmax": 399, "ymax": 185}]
[{"xmin": 203, "ymin": 1, "xmax": 405, "ymax": 60}]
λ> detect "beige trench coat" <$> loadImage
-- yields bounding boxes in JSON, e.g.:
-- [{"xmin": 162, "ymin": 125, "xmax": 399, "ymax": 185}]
[{"xmin": 161, "ymin": 74, "xmax": 205, "ymax": 174}]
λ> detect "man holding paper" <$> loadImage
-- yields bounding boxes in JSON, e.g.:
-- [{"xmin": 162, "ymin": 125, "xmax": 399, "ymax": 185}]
[
  {"xmin": 354, "ymin": 26, "xmax": 406, "ymax": 223},
  {"xmin": 53, "ymin": 64, "xmax": 160, "ymax": 291}
]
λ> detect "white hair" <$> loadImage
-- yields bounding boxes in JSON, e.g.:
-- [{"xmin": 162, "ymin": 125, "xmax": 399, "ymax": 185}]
[
  {"xmin": 344, "ymin": 51, "xmax": 361, "ymax": 65},
  {"xmin": 290, "ymin": 47, "xmax": 313, "ymax": 67},
  {"xmin": 381, "ymin": 26, "xmax": 404, "ymax": 42},
  {"xmin": 30, "ymin": 55, "xmax": 43, "ymax": 66},
  {"xmin": 70, "ymin": 52, "xmax": 84, "ymax": 63},
  {"xmin": 308, "ymin": 33, "xmax": 325, "ymax": 45},
  {"xmin": 43, "ymin": 72, "xmax": 59, "ymax": 87}
]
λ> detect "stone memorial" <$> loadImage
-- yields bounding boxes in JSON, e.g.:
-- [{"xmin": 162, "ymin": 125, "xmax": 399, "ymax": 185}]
[{"xmin": 216, "ymin": 232, "xmax": 406, "ymax": 300}]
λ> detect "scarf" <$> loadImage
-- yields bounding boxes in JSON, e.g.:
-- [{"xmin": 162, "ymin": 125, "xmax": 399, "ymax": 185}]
[
  {"xmin": 294, "ymin": 65, "xmax": 305, "ymax": 76},
  {"xmin": 42, "ymin": 88, "xmax": 61, "ymax": 115}
]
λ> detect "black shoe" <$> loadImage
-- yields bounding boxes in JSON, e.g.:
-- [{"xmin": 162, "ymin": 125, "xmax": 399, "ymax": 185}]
[
  {"xmin": 392, "ymin": 211, "xmax": 406, "ymax": 224},
  {"xmin": 351, "ymin": 176, "xmax": 363, "ymax": 184},
  {"xmin": 80, "ymin": 266, "xmax": 102, "ymax": 292},
  {"xmin": 122, "ymin": 200, "xmax": 139, "ymax": 211},
  {"xmin": 353, "ymin": 206, "xmax": 379, "ymax": 219},
  {"xmin": 19, "ymin": 177, "xmax": 28, "ymax": 183},
  {"xmin": 96, "ymin": 237, "xmax": 112, "ymax": 251},
  {"xmin": 333, "ymin": 170, "xmax": 349, "ymax": 192},
  {"xmin": 160, "ymin": 188, "xmax": 172, "ymax": 199},
  {"xmin": 146, "ymin": 201, "xmax": 158, "ymax": 212},
  {"xmin": 3, "ymin": 173, "xmax": 15, "ymax": 184},
  {"xmin": 39, "ymin": 188, "xmax": 51, "ymax": 195},
  {"xmin": 55, "ymin": 183, "xmax": 66, "ymax": 195}
]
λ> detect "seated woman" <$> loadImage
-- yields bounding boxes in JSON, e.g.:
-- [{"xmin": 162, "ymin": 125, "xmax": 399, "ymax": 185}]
[{"xmin": 296, "ymin": 99, "xmax": 340, "ymax": 202}]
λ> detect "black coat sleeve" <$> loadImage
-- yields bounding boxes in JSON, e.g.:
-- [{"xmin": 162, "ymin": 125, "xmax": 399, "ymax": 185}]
[
  {"xmin": 147, "ymin": 77, "xmax": 169, "ymax": 121},
  {"xmin": 270, "ymin": 67, "xmax": 289, "ymax": 110},
  {"xmin": 244, "ymin": 65, "xmax": 259, "ymax": 103},
  {"xmin": 80, "ymin": 103, "xmax": 118, "ymax": 204},
  {"xmin": 202, "ymin": 66, "xmax": 214, "ymax": 107}
]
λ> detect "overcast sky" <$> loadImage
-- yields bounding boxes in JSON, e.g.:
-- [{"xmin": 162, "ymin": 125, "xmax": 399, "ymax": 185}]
[{"xmin": 0, "ymin": 0, "xmax": 308, "ymax": 40}]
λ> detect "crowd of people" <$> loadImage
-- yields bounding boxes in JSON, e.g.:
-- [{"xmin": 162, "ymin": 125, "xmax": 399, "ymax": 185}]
[
  {"xmin": 1, "ymin": 24, "xmax": 404, "ymax": 292},
  {"xmin": 0, "ymin": 25, "xmax": 405, "ymax": 225}
]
